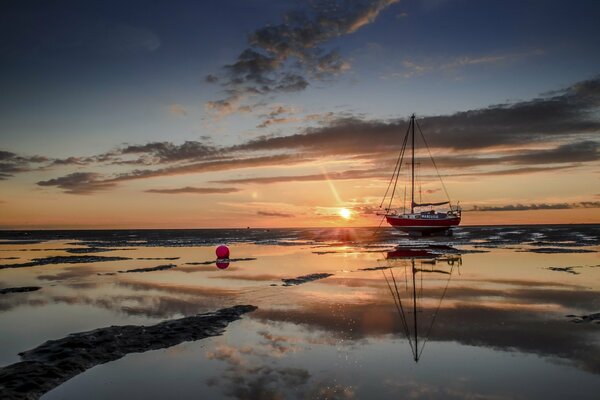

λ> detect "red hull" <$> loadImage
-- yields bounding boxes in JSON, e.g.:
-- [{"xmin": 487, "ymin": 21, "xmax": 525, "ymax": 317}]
[
  {"xmin": 386, "ymin": 249, "xmax": 436, "ymax": 259},
  {"xmin": 386, "ymin": 215, "xmax": 461, "ymax": 233}
]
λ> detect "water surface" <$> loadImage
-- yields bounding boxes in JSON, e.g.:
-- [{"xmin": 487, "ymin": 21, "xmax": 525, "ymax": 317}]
[{"xmin": 0, "ymin": 226, "xmax": 599, "ymax": 399}]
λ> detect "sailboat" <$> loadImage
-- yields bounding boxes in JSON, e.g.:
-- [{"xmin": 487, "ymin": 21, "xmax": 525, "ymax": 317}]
[{"xmin": 379, "ymin": 114, "xmax": 461, "ymax": 235}]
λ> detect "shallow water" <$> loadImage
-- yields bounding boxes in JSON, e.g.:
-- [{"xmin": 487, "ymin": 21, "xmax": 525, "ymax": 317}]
[{"xmin": 1, "ymin": 226, "xmax": 599, "ymax": 399}]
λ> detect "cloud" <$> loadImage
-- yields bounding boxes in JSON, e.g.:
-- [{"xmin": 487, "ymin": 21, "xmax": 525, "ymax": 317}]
[
  {"xmin": 38, "ymin": 154, "xmax": 307, "ymax": 194},
  {"xmin": 255, "ymin": 108, "xmax": 334, "ymax": 129},
  {"xmin": 256, "ymin": 211, "xmax": 293, "ymax": 218},
  {"xmin": 145, "ymin": 186, "xmax": 240, "ymax": 194},
  {"xmin": 447, "ymin": 165, "xmax": 578, "ymax": 177},
  {"xmin": 30, "ymin": 77, "xmax": 600, "ymax": 193},
  {"xmin": 500, "ymin": 141, "xmax": 598, "ymax": 164},
  {"xmin": 205, "ymin": 74, "xmax": 219, "ymax": 83},
  {"xmin": 50, "ymin": 157, "xmax": 93, "ymax": 166},
  {"xmin": 206, "ymin": 0, "xmax": 399, "ymax": 116},
  {"xmin": 108, "ymin": 154, "xmax": 305, "ymax": 183},
  {"xmin": 0, "ymin": 151, "xmax": 17, "ymax": 161},
  {"xmin": 256, "ymin": 116, "xmax": 301, "ymax": 129},
  {"xmin": 204, "ymin": 93, "xmax": 253, "ymax": 118},
  {"xmin": 37, "ymin": 172, "xmax": 117, "ymax": 194},
  {"xmin": 384, "ymin": 49, "xmax": 546, "ymax": 79},
  {"xmin": 232, "ymin": 77, "xmax": 600, "ymax": 154},
  {"xmin": 169, "ymin": 104, "xmax": 188, "ymax": 116},
  {"xmin": 471, "ymin": 201, "xmax": 600, "ymax": 212},
  {"xmin": 119, "ymin": 141, "xmax": 217, "ymax": 164},
  {"xmin": 213, "ymin": 169, "xmax": 379, "ymax": 185},
  {"xmin": 0, "ymin": 150, "xmax": 48, "ymax": 179},
  {"xmin": 263, "ymin": 105, "xmax": 297, "ymax": 118}
]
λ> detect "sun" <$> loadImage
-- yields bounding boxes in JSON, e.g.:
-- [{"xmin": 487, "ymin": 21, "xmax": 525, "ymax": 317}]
[{"xmin": 338, "ymin": 208, "xmax": 352, "ymax": 220}]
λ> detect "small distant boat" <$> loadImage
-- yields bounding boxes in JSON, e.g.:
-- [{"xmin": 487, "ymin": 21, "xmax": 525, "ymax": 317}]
[{"xmin": 378, "ymin": 114, "xmax": 461, "ymax": 235}]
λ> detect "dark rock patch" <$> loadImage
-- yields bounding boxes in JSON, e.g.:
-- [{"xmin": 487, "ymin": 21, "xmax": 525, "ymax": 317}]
[
  {"xmin": 0, "ymin": 255, "xmax": 132, "ymax": 270},
  {"xmin": 118, "ymin": 264, "xmax": 177, "ymax": 273},
  {"xmin": 0, "ymin": 305, "xmax": 257, "ymax": 399},
  {"xmin": 520, "ymin": 247, "xmax": 596, "ymax": 254},
  {"xmin": 282, "ymin": 273, "xmax": 334, "ymax": 286},
  {"xmin": 63, "ymin": 247, "xmax": 118, "ymax": 254},
  {"xmin": 547, "ymin": 266, "xmax": 580, "ymax": 275},
  {"xmin": 566, "ymin": 313, "xmax": 600, "ymax": 324},
  {"xmin": 358, "ymin": 266, "xmax": 391, "ymax": 271},
  {"xmin": 136, "ymin": 257, "xmax": 180, "ymax": 260},
  {"xmin": 0, "ymin": 286, "xmax": 41, "ymax": 295}
]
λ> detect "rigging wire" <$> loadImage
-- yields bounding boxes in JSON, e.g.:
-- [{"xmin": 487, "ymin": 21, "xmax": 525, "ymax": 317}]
[
  {"xmin": 386, "ymin": 123, "xmax": 411, "ymax": 211},
  {"xmin": 383, "ymin": 268, "xmax": 414, "ymax": 357},
  {"xmin": 415, "ymin": 119, "xmax": 453, "ymax": 208},
  {"xmin": 417, "ymin": 263, "xmax": 455, "ymax": 360},
  {"xmin": 372, "ymin": 119, "xmax": 411, "ymax": 238},
  {"xmin": 379, "ymin": 120, "xmax": 411, "ymax": 209},
  {"xmin": 402, "ymin": 184, "xmax": 406, "ymax": 214},
  {"xmin": 394, "ymin": 266, "xmax": 417, "ymax": 358}
]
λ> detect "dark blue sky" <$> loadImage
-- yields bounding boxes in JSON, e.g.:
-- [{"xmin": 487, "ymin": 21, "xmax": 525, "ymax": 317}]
[
  {"xmin": 1, "ymin": 0, "xmax": 599, "ymax": 155},
  {"xmin": 1, "ymin": 0, "xmax": 599, "ymax": 228}
]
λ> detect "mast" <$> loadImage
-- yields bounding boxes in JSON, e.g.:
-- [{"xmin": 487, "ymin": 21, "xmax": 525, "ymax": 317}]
[
  {"xmin": 412, "ymin": 258, "xmax": 418, "ymax": 362},
  {"xmin": 410, "ymin": 114, "xmax": 415, "ymax": 214}
]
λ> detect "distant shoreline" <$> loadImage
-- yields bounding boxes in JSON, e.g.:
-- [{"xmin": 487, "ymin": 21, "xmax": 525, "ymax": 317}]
[{"xmin": 1, "ymin": 223, "xmax": 599, "ymax": 233}]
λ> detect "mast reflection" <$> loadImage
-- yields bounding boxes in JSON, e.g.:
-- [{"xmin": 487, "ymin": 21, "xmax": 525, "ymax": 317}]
[{"xmin": 383, "ymin": 245, "xmax": 462, "ymax": 362}]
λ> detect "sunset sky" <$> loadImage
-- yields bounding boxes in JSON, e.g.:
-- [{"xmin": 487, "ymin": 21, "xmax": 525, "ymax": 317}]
[{"xmin": 1, "ymin": 0, "xmax": 599, "ymax": 228}]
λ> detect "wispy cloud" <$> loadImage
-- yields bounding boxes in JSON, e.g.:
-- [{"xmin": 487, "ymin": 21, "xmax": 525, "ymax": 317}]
[
  {"xmin": 257, "ymin": 211, "xmax": 293, "ymax": 218},
  {"xmin": 37, "ymin": 172, "xmax": 117, "ymax": 194},
  {"xmin": 0, "ymin": 150, "xmax": 48, "ymax": 180},
  {"xmin": 213, "ymin": 169, "xmax": 379, "ymax": 185},
  {"xmin": 145, "ymin": 187, "xmax": 239, "ymax": 194},
  {"xmin": 471, "ymin": 201, "xmax": 600, "ymax": 212},
  {"xmin": 168, "ymin": 104, "xmax": 188, "ymax": 116},
  {"xmin": 36, "ymin": 154, "xmax": 308, "ymax": 194},
  {"xmin": 383, "ymin": 49, "xmax": 545, "ymax": 79},
  {"xmin": 118, "ymin": 141, "xmax": 218, "ymax": 164}
]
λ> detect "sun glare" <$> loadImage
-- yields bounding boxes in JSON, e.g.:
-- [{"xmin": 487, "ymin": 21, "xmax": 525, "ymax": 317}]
[{"xmin": 338, "ymin": 208, "xmax": 352, "ymax": 220}]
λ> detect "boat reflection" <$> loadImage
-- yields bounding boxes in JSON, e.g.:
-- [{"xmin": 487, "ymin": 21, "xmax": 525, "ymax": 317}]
[{"xmin": 383, "ymin": 246, "xmax": 461, "ymax": 362}]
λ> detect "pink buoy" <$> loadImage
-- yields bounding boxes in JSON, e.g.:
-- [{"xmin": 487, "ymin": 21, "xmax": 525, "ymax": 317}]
[
  {"xmin": 216, "ymin": 261, "xmax": 230, "ymax": 270},
  {"xmin": 216, "ymin": 245, "xmax": 230, "ymax": 259}
]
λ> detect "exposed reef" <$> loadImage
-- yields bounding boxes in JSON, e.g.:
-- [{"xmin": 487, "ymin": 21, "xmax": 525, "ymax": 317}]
[
  {"xmin": 0, "ymin": 286, "xmax": 41, "ymax": 295},
  {"xmin": 118, "ymin": 264, "xmax": 177, "ymax": 273},
  {"xmin": 566, "ymin": 313, "xmax": 600, "ymax": 324},
  {"xmin": 0, "ymin": 255, "xmax": 131, "ymax": 270},
  {"xmin": 521, "ymin": 248, "xmax": 596, "ymax": 254},
  {"xmin": 282, "ymin": 273, "xmax": 334, "ymax": 286},
  {"xmin": 547, "ymin": 266, "xmax": 580, "ymax": 275},
  {"xmin": 358, "ymin": 266, "xmax": 391, "ymax": 271},
  {"xmin": 63, "ymin": 247, "xmax": 118, "ymax": 254},
  {"xmin": 0, "ymin": 305, "xmax": 257, "ymax": 399}
]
